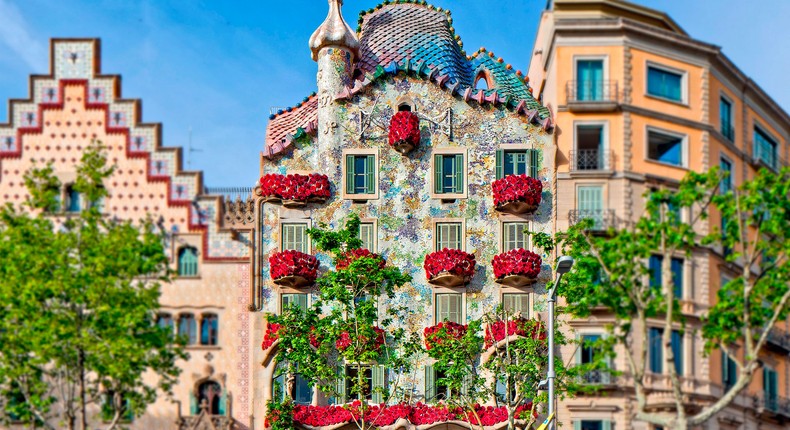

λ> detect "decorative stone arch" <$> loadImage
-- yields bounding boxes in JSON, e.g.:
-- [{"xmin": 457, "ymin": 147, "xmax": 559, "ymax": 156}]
[
  {"xmin": 261, "ymin": 337, "xmax": 323, "ymax": 408},
  {"xmin": 394, "ymin": 95, "xmax": 417, "ymax": 112},
  {"xmin": 190, "ymin": 366, "xmax": 229, "ymax": 416},
  {"xmin": 474, "ymin": 69, "xmax": 494, "ymax": 91}
]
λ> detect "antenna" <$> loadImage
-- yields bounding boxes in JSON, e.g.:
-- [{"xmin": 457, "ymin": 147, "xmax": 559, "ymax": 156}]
[{"xmin": 187, "ymin": 126, "xmax": 202, "ymax": 169}]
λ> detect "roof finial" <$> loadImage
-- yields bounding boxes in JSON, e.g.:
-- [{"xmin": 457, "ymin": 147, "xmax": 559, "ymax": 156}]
[{"xmin": 309, "ymin": 0, "xmax": 360, "ymax": 62}]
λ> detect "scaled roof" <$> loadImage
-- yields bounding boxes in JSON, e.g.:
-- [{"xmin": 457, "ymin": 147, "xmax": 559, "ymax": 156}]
[{"xmin": 264, "ymin": 0, "xmax": 551, "ymax": 158}]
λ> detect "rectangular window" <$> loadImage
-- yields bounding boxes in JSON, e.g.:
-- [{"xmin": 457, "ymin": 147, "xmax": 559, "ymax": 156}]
[
  {"xmin": 649, "ymin": 327, "xmax": 662, "ymax": 373},
  {"xmin": 345, "ymin": 154, "xmax": 376, "ymax": 195},
  {"xmin": 648, "ymin": 255, "xmax": 683, "ymax": 298},
  {"xmin": 66, "ymin": 186, "xmax": 81, "ymax": 213},
  {"xmin": 502, "ymin": 293, "xmax": 529, "ymax": 317},
  {"xmin": 647, "ymin": 65, "xmax": 684, "ymax": 102},
  {"xmin": 764, "ymin": 367, "xmax": 778, "ymax": 411},
  {"xmin": 281, "ymin": 293, "xmax": 308, "ymax": 311},
  {"xmin": 722, "ymin": 351, "xmax": 737, "ymax": 391},
  {"xmin": 576, "ymin": 59, "xmax": 604, "ymax": 101},
  {"xmin": 502, "ymin": 222, "xmax": 529, "ymax": 252},
  {"xmin": 434, "ymin": 153, "xmax": 465, "ymax": 195},
  {"xmin": 281, "ymin": 223, "xmax": 309, "ymax": 253},
  {"xmin": 720, "ymin": 98, "xmax": 733, "ymax": 140},
  {"xmin": 575, "ymin": 124, "xmax": 605, "ymax": 170},
  {"xmin": 720, "ymin": 157, "xmax": 732, "ymax": 193},
  {"xmin": 753, "ymin": 127, "xmax": 778, "ymax": 171},
  {"xmin": 345, "ymin": 366, "xmax": 373, "ymax": 400},
  {"xmin": 496, "ymin": 148, "xmax": 539, "ymax": 178},
  {"xmin": 435, "ymin": 222, "xmax": 463, "ymax": 250},
  {"xmin": 576, "ymin": 186, "xmax": 604, "ymax": 229},
  {"xmin": 578, "ymin": 420, "xmax": 612, "ymax": 430},
  {"xmin": 435, "ymin": 293, "xmax": 462, "ymax": 324},
  {"xmin": 359, "ymin": 222, "xmax": 376, "ymax": 252},
  {"xmin": 671, "ymin": 330, "xmax": 683, "ymax": 375},
  {"xmin": 648, "ymin": 129, "xmax": 685, "ymax": 167}
]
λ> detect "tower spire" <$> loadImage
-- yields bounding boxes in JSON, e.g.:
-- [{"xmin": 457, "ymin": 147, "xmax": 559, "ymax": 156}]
[{"xmin": 309, "ymin": 0, "xmax": 359, "ymax": 62}]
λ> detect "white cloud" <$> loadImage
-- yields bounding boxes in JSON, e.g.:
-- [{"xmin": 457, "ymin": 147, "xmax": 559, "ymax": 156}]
[{"xmin": 0, "ymin": 0, "xmax": 46, "ymax": 71}]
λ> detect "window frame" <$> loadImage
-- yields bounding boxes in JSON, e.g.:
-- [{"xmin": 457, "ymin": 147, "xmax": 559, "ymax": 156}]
[
  {"xmin": 342, "ymin": 148, "xmax": 379, "ymax": 200},
  {"xmin": 572, "ymin": 54, "xmax": 609, "ymax": 102},
  {"xmin": 432, "ymin": 218, "xmax": 465, "ymax": 252},
  {"xmin": 280, "ymin": 292, "xmax": 309, "ymax": 313},
  {"xmin": 573, "ymin": 121, "xmax": 610, "ymax": 171},
  {"xmin": 753, "ymin": 124, "xmax": 780, "ymax": 171},
  {"xmin": 645, "ymin": 61, "xmax": 688, "ymax": 105},
  {"xmin": 645, "ymin": 126, "xmax": 689, "ymax": 169},
  {"xmin": 358, "ymin": 218, "xmax": 378, "ymax": 252},
  {"xmin": 64, "ymin": 184, "xmax": 82, "ymax": 213},
  {"xmin": 500, "ymin": 219, "xmax": 530, "ymax": 252},
  {"xmin": 433, "ymin": 291, "xmax": 464, "ymax": 325},
  {"xmin": 177, "ymin": 246, "xmax": 200, "ymax": 277},
  {"xmin": 430, "ymin": 147, "xmax": 468, "ymax": 200},
  {"xmin": 178, "ymin": 313, "xmax": 198, "ymax": 346},
  {"xmin": 719, "ymin": 94, "xmax": 734, "ymax": 141},
  {"xmin": 501, "ymin": 292, "xmax": 531, "ymax": 318},
  {"xmin": 279, "ymin": 219, "xmax": 311, "ymax": 254},
  {"xmin": 200, "ymin": 313, "xmax": 219, "ymax": 346},
  {"xmin": 719, "ymin": 155, "xmax": 733, "ymax": 193}
]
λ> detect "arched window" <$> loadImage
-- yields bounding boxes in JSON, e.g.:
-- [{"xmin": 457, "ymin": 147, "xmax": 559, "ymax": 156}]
[
  {"xmin": 197, "ymin": 381, "xmax": 224, "ymax": 415},
  {"xmin": 397, "ymin": 103, "xmax": 412, "ymax": 112},
  {"xmin": 178, "ymin": 246, "xmax": 199, "ymax": 276},
  {"xmin": 273, "ymin": 362, "xmax": 313, "ymax": 405},
  {"xmin": 157, "ymin": 313, "xmax": 174, "ymax": 331},
  {"xmin": 65, "ymin": 185, "xmax": 81, "ymax": 213},
  {"xmin": 178, "ymin": 313, "xmax": 197, "ymax": 345},
  {"xmin": 474, "ymin": 71, "xmax": 491, "ymax": 90},
  {"xmin": 201, "ymin": 313, "xmax": 218, "ymax": 345}
]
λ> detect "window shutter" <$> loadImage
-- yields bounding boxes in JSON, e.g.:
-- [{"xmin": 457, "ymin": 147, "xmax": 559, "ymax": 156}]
[
  {"xmin": 346, "ymin": 155, "xmax": 355, "ymax": 194},
  {"xmin": 449, "ymin": 294, "xmax": 461, "ymax": 324},
  {"xmin": 454, "ymin": 154, "xmax": 464, "ymax": 194},
  {"xmin": 602, "ymin": 333, "xmax": 613, "ymax": 384},
  {"xmin": 335, "ymin": 365, "xmax": 347, "ymax": 404},
  {"xmin": 434, "ymin": 155, "xmax": 443, "ymax": 194},
  {"xmin": 573, "ymin": 421, "xmax": 582, "ymax": 430},
  {"xmin": 529, "ymin": 149, "xmax": 539, "ymax": 178},
  {"xmin": 575, "ymin": 335, "xmax": 583, "ymax": 365},
  {"xmin": 218, "ymin": 390, "xmax": 227, "ymax": 415},
  {"xmin": 436, "ymin": 294, "xmax": 448, "ymax": 322},
  {"xmin": 190, "ymin": 392, "xmax": 198, "ymax": 415},
  {"xmin": 365, "ymin": 155, "xmax": 376, "ymax": 194},
  {"xmin": 296, "ymin": 294, "xmax": 307, "ymax": 310},
  {"xmin": 425, "ymin": 365, "xmax": 436, "ymax": 401},
  {"xmin": 602, "ymin": 420, "xmax": 612, "ymax": 430},
  {"xmin": 461, "ymin": 371, "xmax": 471, "ymax": 396},
  {"xmin": 721, "ymin": 351, "xmax": 728, "ymax": 387},
  {"xmin": 495, "ymin": 149, "xmax": 503, "ymax": 179},
  {"xmin": 372, "ymin": 365, "xmax": 385, "ymax": 403},
  {"xmin": 503, "ymin": 294, "xmax": 514, "ymax": 313}
]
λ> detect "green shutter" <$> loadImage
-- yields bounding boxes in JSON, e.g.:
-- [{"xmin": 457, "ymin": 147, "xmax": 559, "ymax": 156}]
[
  {"xmin": 365, "ymin": 155, "xmax": 376, "ymax": 194},
  {"xmin": 295, "ymin": 294, "xmax": 307, "ymax": 310},
  {"xmin": 602, "ymin": 420, "xmax": 612, "ymax": 430},
  {"xmin": 434, "ymin": 155, "xmax": 443, "ymax": 194},
  {"xmin": 372, "ymin": 365, "xmax": 385, "ymax": 403},
  {"xmin": 218, "ymin": 390, "xmax": 227, "ymax": 415},
  {"xmin": 425, "ymin": 365, "xmax": 436, "ymax": 401},
  {"xmin": 495, "ymin": 149, "xmax": 503, "ymax": 179},
  {"xmin": 190, "ymin": 392, "xmax": 198, "ymax": 415},
  {"xmin": 336, "ymin": 365, "xmax": 346, "ymax": 404},
  {"xmin": 461, "ymin": 372, "xmax": 472, "ymax": 396},
  {"xmin": 573, "ymin": 421, "xmax": 582, "ymax": 430},
  {"xmin": 346, "ymin": 155, "xmax": 355, "ymax": 194},
  {"xmin": 602, "ymin": 333, "xmax": 613, "ymax": 384},
  {"xmin": 575, "ymin": 335, "xmax": 583, "ymax": 365},
  {"xmin": 454, "ymin": 154, "xmax": 464, "ymax": 194},
  {"xmin": 529, "ymin": 149, "xmax": 539, "ymax": 178},
  {"xmin": 721, "ymin": 351, "xmax": 728, "ymax": 387}
]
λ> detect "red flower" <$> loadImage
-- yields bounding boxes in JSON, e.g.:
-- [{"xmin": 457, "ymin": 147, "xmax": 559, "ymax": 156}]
[
  {"xmin": 335, "ymin": 326, "xmax": 386, "ymax": 353},
  {"xmin": 335, "ymin": 248, "xmax": 386, "ymax": 270},
  {"xmin": 423, "ymin": 248, "xmax": 476, "ymax": 280},
  {"xmin": 492, "ymin": 248, "xmax": 542, "ymax": 279},
  {"xmin": 259, "ymin": 173, "xmax": 331, "ymax": 202},
  {"xmin": 388, "ymin": 111, "xmax": 420, "ymax": 149},
  {"xmin": 423, "ymin": 321, "xmax": 467, "ymax": 351},
  {"xmin": 269, "ymin": 250, "xmax": 319, "ymax": 283},
  {"xmin": 484, "ymin": 318, "xmax": 547, "ymax": 348},
  {"xmin": 492, "ymin": 174, "xmax": 542, "ymax": 207},
  {"xmin": 261, "ymin": 322, "xmax": 282, "ymax": 350}
]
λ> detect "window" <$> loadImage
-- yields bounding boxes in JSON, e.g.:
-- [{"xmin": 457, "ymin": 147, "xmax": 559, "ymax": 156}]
[
  {"xmin": 649, "ymin": 327, "xmax": 682, "ymax": 374},
  {"xmin": 273, "ymin": 362, "xmax": 313, "ymax": 405},
  {"xmin": 577, "ymin": 420, "xmax": 612, "ymax": 430},
  {"xmin": 764, "ymin": 367, "xmax": 778, "ymax": 411},
  {"xmin": 722, "ymin": 351, "xmax": 737, "ymax": 391},
  {"xmin": 433, "ymin": 152, "xmax": 465, "ymax": 196},
  {"xmin": 101, "ymin": 391, "xmax": 133, "ymax": 422},
  {"xmin": 576, "ymin": 185, "xmax": 604, "ymax": 229},
  {"xmin": 177, "ymin": 246, "xmax": 199, "ymax": 277},
  {"xmin": 578, "ymin": 334, "xmax": 610, "ymax": 384},
  {"xmin": 474, "ymin": 71, "xmax": 490, "ymax": 90},
  {"xmin": 575, "ymin": 124, "xmax": 606, "ymax": 170},
  {"xmin": 647, "ymin": 129, "xmax": 685, "ymax": 167},
  {"xmin": 425, "ymin": 366, "xmax": 448, "ymax": 401},
  {"xmin": 345, "ymin": 153, "xmax": 376, "ymax": 196},
  {"xmin": 197, "ymin": 381, "xmax": 225, "ymax": 415},
  {"xmin": 502, "ymin": 293, "xmax": 529, "ymax": 317},
  {"xmin": 671, "ymin": 330, "xmax": 683, "ymax": 375},
  {"xmin": 281, "ymin": 293, "xmax": 308, "ymax": 311},
  {"xmin": 720, "ymin": 157, "xmax": 732, "ymax": 193},
  {"xmin": 720, "ymin": 98, "xmax": 733, "ymax": 140},
  {"xmin": 178, "ymin": 313, "xmax": 197, "ymax": 345},
  {"xmin": 65, "ymin": 185, "xmax": 81, "ymax": 213},
  {"xmin": 647, "ymin": 65, "xmax": 684, "ymax": 102},
  {"xmin": 281, "ymin": 222, "xmax": 309, "ymax": 253},
  {"xmin": 200, "ymin": 314, "xmax": 218, "ymax": 346},
  {"xmin": 753, "ymin": 126, "xmax": 778, "ymax": 170},
  {"xmin": 435, "ymin": 293, "xmax": 462, "ymax": 324},
  {"xmin": 576, "ymin": 59, "xmax": 604, "ymax": 101},
  {"xmin": 345, "ymin": 366, "xmax": 373, "ymax": 401},
  {"xmin": 435, "ymin": 222, "xmax": 463, "ymax": 250},
  {"xmin": 648, "ymin": 255, "xmax": 684, "ymax": 299},
  {"xmin": 502, "ymin": 222, "xmax": 529, "ymax": 252},
  {"xmin": 358, "ymin": 222, "xmax": 376, "ymax": 252},
  {"xmin": 495, "ymin": 148, "xmax": 539, "ymax": 178},
  {"xmin": 157, "ymin": 313, "xmax": 174, "ymax": 332}
]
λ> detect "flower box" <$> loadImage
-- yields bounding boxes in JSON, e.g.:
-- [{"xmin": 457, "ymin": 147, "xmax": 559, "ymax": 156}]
[
  {"xmin": 269, "ymin": 250, "xmax": 319, "ymax": 287},
  {"xmin": 492, "ymin": 248, "xmax": 542, "ymax": 287},
  {"xmin": 335, "ymin": 326, "xmax": 385, "ymax": 353},
  {"xmin": 492, "ymin": 174, "xmax": 542, "ymax": 215},
  {"xmin": 335, "ymin": 248, "xmax": 386, "ymax": 270},
  {"xmin": 388, "ymin": 111, "xmax": 420, "ymax": 155},
  {"xmin": 484, "ymin": 318, "xmax": 546, "ymax": 349},
  {"xmin": 423, "ymin": 249, "xmax": 476, "ymax": 287},
  {"xmin": 423, "ymin": 321, "xmax": 467, "ymax": 351},
  {"xmin": 259, "ymin": 173, "xmax": 331, "ymax": 206}
]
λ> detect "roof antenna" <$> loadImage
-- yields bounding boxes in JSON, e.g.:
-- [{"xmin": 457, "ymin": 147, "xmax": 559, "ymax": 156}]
[{"xmin": 187, "ymin": 126, "xmax": 201, "ymax": 169}]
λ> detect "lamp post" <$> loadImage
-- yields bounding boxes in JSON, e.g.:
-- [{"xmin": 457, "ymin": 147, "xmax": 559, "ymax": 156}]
[{"xmin": 548, "ymin": 255, "xmax": 574, "ymax": 430}]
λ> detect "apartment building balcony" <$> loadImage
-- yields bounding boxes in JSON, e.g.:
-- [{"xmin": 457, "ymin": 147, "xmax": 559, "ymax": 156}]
[
  {"xmin": 565, "ymin": 80, "xmax": 620, "ymax": 112},
  {"xmin": 569, "ymin": 209, "xmax": 617, "ymax": 232},
  {"xmin": 569, "ymin": 149, "xmax": 614, "ymax": 178},
  {"xmin": 753, "ymin": 394, "xmax": 790, "ymax": 420},
  {"xmin": 766, "ymin": 327, "xmax": 790, "ymax": 353},
  {"xmin": 580, "ymin": 369, "xmax": 617, "ymax": 387}
]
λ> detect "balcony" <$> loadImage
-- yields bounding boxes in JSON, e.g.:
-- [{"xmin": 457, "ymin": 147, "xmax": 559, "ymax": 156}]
[
  {"xmin": 565, "ymin": 80, "xmax": 620, "ymax": 112},
  {"xmin": 753, "ymin": 394, "xmax": 790, "ymax": 419},
  {"xmin": 766, "ymin": 327, "xmax": 790, "ymax": 353},
  {"xmin": 580, "ymin": 369, "xmax": 616, "ymax": 386},
  {"xmin": 569, "ymin": 209, "xmax": 617, "ymax": 232},
  {"xmin": 569, "ymin": 149, "xmax": 613, "ymax": 172}
]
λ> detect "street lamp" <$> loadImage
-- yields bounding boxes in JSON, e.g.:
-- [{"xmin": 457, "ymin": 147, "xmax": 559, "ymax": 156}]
[{"xmin": 547, "ymin": 256, "xmax": 574, "ymax": 430}]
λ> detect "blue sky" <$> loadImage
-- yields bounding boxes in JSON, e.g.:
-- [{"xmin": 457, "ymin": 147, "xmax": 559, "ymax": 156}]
[{"xmin": 1, "ymin": 0, "xmax": 788, "ymax": 188}]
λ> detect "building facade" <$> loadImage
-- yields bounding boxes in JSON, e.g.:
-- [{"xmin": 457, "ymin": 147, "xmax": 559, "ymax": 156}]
[{"xmin": 528, "ymin": 0, "xmax": 790, "ymax": 429}]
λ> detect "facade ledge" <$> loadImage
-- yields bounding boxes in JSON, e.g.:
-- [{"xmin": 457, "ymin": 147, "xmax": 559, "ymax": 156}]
[
  {"xmin": 564, "ymin": 101, "xmax": 620, "ymax": 113},
  {"xmin": 566, "ymin": 402, "xmax": 620, "ymax": 413},
  {"xmin": 561, "ymin": 170, "xmax": 615, "ymax": 179}
]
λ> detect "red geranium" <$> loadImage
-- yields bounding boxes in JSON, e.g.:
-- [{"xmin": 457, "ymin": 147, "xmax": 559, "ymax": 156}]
[
  {"xmin": 492, "ymin": 174, "xmax": 542, "ymax": 207},
  {"xmin": 335, "ymin": 248, "xmax": 386, "ymax": 270},
  {"xmin": 261, "ymin": 322, "xmax": 282, "ymax": 350},
  {"xmin": 336, "ymin": 326, "xmax": 385, "ymax": 353},
  {"xmin": 424, "ymin": 248, "xmax": 476, "ymax": 280},
  {"xmin": 484, "ymin": 317, "xmax": 547, "ymax": 348},
  {"xmin": 269, "ymin": 250, "xmax": 319, "ymax": 283},
  {"xmin": 492, "ymin": 248, "xmax": 542, "ymax": 279},
  {"xmin": 388, "ymin": 111, "xmax": 420, "ymax": 149},
  {"xmin": 259, "ymin": 173, "xmax": 330, "ymax": 202},
  {"xmin": 423, "ymin": 321, "xmax": 467, "ymax": 351}
]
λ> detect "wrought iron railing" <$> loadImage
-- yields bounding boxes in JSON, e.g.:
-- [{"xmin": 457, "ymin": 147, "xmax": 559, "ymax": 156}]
[
  {"xmin": 566, "ymin": 80, "xmax": 619, "ymax": 104},
  {"xmin": 580, "ymin": 369, "xmax": 615, "ymax": 385},
  {"xmin": 570, "ymin": 149, "xmax": 612, "ymax": 171},
  {"xmin": 203, "ymin": 186, "xmax": 254, "ymax": 198},
  {"xmin": 766, "ymin": 327, "xmax": 790, "ymax": 352},
  {"xmin": 569, "ymin": 209, "xmax": 617, "ymax": 231},
  {"xmin": 753, "ymin": 394, "xmax": 790, "ymax": 417}
]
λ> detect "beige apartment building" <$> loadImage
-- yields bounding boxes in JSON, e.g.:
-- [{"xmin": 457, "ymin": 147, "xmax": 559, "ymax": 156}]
[{"xmin": 529, "ymin": 0, "xmax": 790, "ymax": 429}]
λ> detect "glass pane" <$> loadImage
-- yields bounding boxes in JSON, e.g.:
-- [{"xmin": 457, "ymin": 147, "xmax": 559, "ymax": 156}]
[
  {"xmin": 67, "ymin": 187, "xmax": 81, "ymax": 212},
  {"xmin": 649, "ymin": 255, "xmax": 662, "ymax": 289},
  {"xmin": 649, "ymin": 327, "xmax": 663, "ymax": 373},
  {"xmin": 648, "ymin": 131, "xmax": 683, "ymax": 166},
  {"xmin": 648, "ymin": 67, "xmax": 682, "ymax": 101},
  {"xmin": 720, "ymin": 158, "xmax": 732, "ymax": 192},
  {"xmin": 442, "ymin": 155, "xmax": 456, "ymax": 193},
  {"xmin": 581, "ymin": 421, "xmax": 603, "ymax": 430},
  {"xmin": 576, "ymin": 60, "xmax": 604, "ymax": 101},
  {"xmin": 353, "ymin": 156, "xmax": 367, "ymax": 193},
  {"xmin": 581, "ymin": 334, "xmax": 601, "ymax": 364},
  {"xmin": 503, "ymin": 150, "xmax": 528, "ymax": 176},
  {"xmin": 576, "ymin": 125, "xmax": 604, "ymax": 170},
  {"xmin": 671, "ymin": 330, "xmax": 683, "ymax": 374}
]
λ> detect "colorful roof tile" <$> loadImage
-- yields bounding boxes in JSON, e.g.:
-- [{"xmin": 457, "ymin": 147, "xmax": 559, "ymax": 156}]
[{"xmin": 262, "ymin": 95, "xmax": 318, "ymax": 158}]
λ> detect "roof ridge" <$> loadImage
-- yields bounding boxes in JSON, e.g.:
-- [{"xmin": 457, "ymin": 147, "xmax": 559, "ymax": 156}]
[{"xmin": 267, "ymin": 92, "xmax": 317, "ymax": 120}]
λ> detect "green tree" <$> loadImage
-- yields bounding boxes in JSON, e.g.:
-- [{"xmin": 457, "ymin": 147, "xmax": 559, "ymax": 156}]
[
  {"xmin": 554, "ymin": 167, "xmax": 790, "ymax": 429},
  {"xmin": 0, "ymin": 142, "xmax": 186, "ymax": 430}
]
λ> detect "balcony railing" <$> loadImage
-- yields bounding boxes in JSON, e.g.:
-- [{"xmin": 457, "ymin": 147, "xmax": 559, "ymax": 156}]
[
  {"xmin": 766, "ymin": 327, "xmax": 790, "ymax": 352},
  {"xmin": 570, "ymin": 149, "xmax": 612, "ymax": 171},
  {"xmin": 720, "ymin": 124, "xmax": 735, "ymax": 141},
  {"xmin": 753, "ymin": 394, "xmax": 790, "ymax": 417},
  {"xmin": 580, "ymin": 369, "xmax": 615, "ymax": 385},
  {"xmin": 566, "ymin": 80, "xmax": 620, "ymax": 105},
  {"xmin": 569, "ymin": 209, "xmax": 617, "ymax": 231}
]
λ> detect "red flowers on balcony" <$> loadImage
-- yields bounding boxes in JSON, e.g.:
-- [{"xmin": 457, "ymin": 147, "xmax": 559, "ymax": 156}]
[
  {"xmin": 423, "ymin": 321, "xmax": 467, "ymax": 351},
  {"xmin": 388, "ymin": 111, "xmax": 420, "ymax": 154},
  {"xmin": 492, "ymin": 248, "xmax": 542, "ymax": 287},
  {"xmin": 269, "ymin": 250, "xmax": 319, "ymax": 288},
  {"xmin": 258, "ymin": 173, "xmax": 331, "ymax": 207},
  {"xmin": 492, "ymin": 174, "xmax": 542, "ymax": 214},
  {"xmin": 261, "ymin": 322, "xmax": 282, "ymax": 350},
  {"xmin": 484, "ymin": 318, "xmax": 546, "ymax": 349},
  {"xmin": 335, "ymin": 248, "xmax": 386, "ymax": 270},
  {"xmin": 335, "ymin": 326, "xmax": 385, "ymax": 353},
  {"xmin": 424, "ymin": 248, "xmax": 476, "ymax": 287}
]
